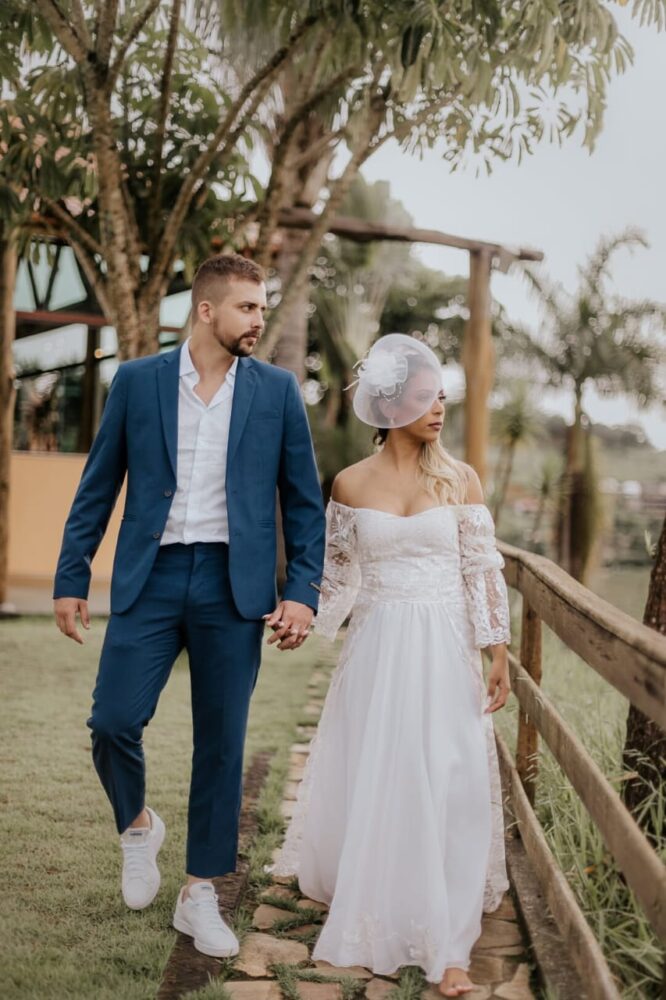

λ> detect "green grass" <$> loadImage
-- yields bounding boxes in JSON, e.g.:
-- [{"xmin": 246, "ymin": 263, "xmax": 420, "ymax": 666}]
[{"xmin": 0, "ymin": 617, "xmax": 337, "ymax": 1000}]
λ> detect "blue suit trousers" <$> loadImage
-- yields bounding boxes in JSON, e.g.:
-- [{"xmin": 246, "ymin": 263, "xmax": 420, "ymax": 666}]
[{"xmin": 87, "ymin": 542, "xmax": 263, "ymax": 877}]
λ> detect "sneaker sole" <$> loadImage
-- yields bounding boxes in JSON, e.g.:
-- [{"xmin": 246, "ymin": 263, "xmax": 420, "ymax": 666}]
[
  {"xmin": 172, "ymin": 914, "xmax": 240, "ymax": 958},
  {"xmin": 123, "ymin": 814, "xmax": 166, "ymax": 911}
]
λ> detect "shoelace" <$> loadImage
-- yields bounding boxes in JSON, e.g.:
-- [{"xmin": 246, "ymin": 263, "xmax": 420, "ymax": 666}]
[
  {"xmin": 122, "ymin": 839, "xmax": 152, "ymax": 884},
  {"xmin": 191, "ymin": 891, "xmax": 227, "ymax": 932}
]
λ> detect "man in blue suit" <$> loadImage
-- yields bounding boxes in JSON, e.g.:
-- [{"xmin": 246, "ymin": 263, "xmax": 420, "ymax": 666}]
[{"xmin": 53, "ymin": 253, "xmax": 325, "ymax": 957}]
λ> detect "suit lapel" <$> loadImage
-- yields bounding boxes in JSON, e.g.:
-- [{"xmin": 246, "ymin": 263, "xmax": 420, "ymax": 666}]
[
  {"xmin": 227, "ymin": 357, "xmax": 257, "ymax": 471},
  {"xmin": 156, "ymin": 346, "xmax": 181, "ymax": 479}
]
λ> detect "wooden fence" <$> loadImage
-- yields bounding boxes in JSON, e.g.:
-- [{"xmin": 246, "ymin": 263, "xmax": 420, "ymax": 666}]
[{"xmin": 496, "ymin": 541, "xmax": 666, "ymax": 1000}]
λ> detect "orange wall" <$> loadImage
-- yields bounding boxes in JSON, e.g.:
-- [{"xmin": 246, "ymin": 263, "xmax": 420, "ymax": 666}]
[{"xmin": 8, "ymin": 451, "xmax": 125, "ymax": 584}]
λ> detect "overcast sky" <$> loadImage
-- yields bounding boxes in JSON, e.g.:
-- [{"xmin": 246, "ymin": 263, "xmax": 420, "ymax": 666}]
[{"xmin": 361, "ymin": 7, "xmax": 666, "ymax": 448}]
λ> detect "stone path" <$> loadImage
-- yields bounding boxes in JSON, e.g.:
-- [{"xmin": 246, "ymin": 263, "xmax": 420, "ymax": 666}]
[{"xmin": 219, "ymin": 671, "xmax": 537, "ymax": 1000}]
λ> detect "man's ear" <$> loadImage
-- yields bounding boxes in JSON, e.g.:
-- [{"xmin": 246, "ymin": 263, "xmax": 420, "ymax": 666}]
[{"xmin": 197, "ymin": 300, "xmax": 213, "ymax": 325}]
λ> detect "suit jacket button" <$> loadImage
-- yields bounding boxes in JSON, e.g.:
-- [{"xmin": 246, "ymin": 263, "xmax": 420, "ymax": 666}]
[
  {"xmin": 152, "ymin": 531, "xmax": 161, "ymax": 539},
  {"xmin": 163, "ymin": 489, "xmax": 173, "ymax": 497}
]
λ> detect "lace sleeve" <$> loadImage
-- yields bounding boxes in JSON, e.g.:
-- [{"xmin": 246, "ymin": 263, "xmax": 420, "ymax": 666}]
[
  {"xmin": 457, "ymin": 505, "xmax": 511, "ymax": 649},
  {"xmin": 313, "ymin": 501, "xmax": 361, "ymax": 641}
]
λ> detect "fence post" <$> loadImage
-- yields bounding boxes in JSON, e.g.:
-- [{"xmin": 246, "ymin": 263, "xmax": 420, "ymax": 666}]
[{"xmin": 516, "ymin": 598, "xmax": 542, "ymax": 805}]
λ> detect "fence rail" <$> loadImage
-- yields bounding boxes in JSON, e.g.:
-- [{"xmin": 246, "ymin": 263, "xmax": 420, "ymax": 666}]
[{"xmin": 497, "ymin": 541, "xmax": 666, "ymax": 1000}]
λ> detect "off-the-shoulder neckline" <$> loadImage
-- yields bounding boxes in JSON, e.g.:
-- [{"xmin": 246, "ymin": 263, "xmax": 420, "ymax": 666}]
[{"xmin": 328, "ymin": 499, "xmax": 489, "ymax": 519}]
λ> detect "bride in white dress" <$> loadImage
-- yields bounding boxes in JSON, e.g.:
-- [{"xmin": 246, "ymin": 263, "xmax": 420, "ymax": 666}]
[{"xmin": 273, "ymin": 335, "xmax": 512, "ymax": 997}]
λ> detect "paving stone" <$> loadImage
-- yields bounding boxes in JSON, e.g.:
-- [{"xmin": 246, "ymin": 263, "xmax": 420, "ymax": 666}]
[
  {"xmin": 477, "ymin": 918, "xmax": 523, "ymax": 949},
  {"xmin": 288, "ymin": 765, "xmax": 306, "ymax": 780},
  {"xmin": 365, "ymin": 977, "xmax": 396, "ymax": 998},
  {"xmin": 475, "ymin": 945, "xmax": 524, "ymax": 958},
  {"xmin": 285, "ymin": 922, "xmax": 322, "ymax": 938},
  {"xmin": 281, "ymin": 800, "xmax": 296, "ymax": 819},
  {"xmin": 291, "ymin": 743, "xmax": 311, "ymax": 754},
  {"xmin": 421, "ymin": 985, "xmax": 491, "ymax": 1000},
  {"xmin": 488, "ymin": 894, "xmax": 517, "ymax": 921},
  {"xmin": 260, "ymin": 884, "xmax": 298, "ymax": 903},
  {"xmin": 492, "ymin": 962, "xmax": 533, "ymax": 1000},
  {"xmin": 297, "ymin": 898, "xmax": 329, "ymax": 913},
  {"xmin": 224, "ymin": 982, "xmax": 283, "ymax": 1000},
  {"xmin": 284, "ymin": 780, "xmax": 301, "ymax": 801},
  {"xmin": 252, "ymin": 903, "xmax": 293, "ymax": 930},
  {"xmin": 234, "ymin": 932, "xmax": 308, "ymax": 977},
  {"xmin": 271, "ymin": 873, "xmax": 295, "ymax": 886},
  {"xmin": 314, "ymin": 960, "xmax": 372, "ymax": 980},
  {"xmin": 468, "ymin": 954, "xmax": 506, "ymax": 983},
  {"xmin": 298, "ymin": 983, "xmax": 343, "ymax": 1000},
  {"xmin": 304, "ymin": 703, "xmax": 322, "ymax": 715}
]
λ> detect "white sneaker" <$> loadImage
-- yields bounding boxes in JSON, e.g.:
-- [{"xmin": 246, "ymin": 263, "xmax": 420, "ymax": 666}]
[
  {"xmin": 173, "ymin": 882, "xmax": 240, "ymax": 957},
  {"xmin": 120, "ymin": 806, "xmax": 165, "ymax": 910}
]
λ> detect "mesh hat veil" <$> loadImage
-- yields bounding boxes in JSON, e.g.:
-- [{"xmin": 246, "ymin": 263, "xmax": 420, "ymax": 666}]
[{"xmin": 348, "ymin": 333, "xmax": 443, "ymax": 429}]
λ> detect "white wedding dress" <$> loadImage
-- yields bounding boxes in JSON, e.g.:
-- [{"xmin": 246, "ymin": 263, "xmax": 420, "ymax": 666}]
[{"xmin": 273, "ymin": 500, "xmax": 511, "ymax": 983}]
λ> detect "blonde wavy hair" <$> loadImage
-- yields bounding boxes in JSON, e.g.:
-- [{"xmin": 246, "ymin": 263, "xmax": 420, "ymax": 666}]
[{"xmin": 374, "ymin": 429, "xmax": 467, "ymax": 505}]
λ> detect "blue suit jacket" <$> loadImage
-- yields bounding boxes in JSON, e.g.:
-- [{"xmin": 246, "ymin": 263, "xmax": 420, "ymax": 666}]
[{"xmin": 53, "ymin": 346, "xmax": 326, "ymax": 619}]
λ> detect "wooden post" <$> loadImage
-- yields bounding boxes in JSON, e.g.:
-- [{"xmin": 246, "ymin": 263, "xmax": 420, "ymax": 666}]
[
  {"xmin": 0, "ymin": 227, "xmax": 17, "ymax": 610},
  {"xmin": 77, "ymin": 325, "xmax": 99, "ymax": 452},
  {"xmin": 515, "ymin": 597, "xmax": 543, "ymax": 804},
  {"xmin": 462, "ymin": 248, "xmax": 494, "ymax": 485}
]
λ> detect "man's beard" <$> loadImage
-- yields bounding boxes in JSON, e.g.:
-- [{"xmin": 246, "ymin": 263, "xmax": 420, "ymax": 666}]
[
  {"xmin": 229, "ymin": 333, "xmax": 260, "ymax": 357},
  {"xmin": 213, "ymin": 318, "xmax": 260, "ymax": 356}
]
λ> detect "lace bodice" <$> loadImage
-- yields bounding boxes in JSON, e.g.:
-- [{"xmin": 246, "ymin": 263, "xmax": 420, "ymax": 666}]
[{"xmin": 314, "ymin": 501, "xmax": 511, "ymax": 649}]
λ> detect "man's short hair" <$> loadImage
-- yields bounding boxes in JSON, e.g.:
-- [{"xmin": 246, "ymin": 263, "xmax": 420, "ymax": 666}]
[{"xmin": 191, "ymin": 253, "xmax": 265, "ymax": 310}]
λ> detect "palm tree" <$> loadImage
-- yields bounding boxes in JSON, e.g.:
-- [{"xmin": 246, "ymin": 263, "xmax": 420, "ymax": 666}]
[
  {"xmin": 529, "ymin": 455, "xmax": 562, "ymax": 553},
  {"xmin": 514, "ymin": 229, "xmax": 666, "ymax": 580},
  {"xmin": 490, "ymin": 381, "xmax": 540, "ymax": 527}
]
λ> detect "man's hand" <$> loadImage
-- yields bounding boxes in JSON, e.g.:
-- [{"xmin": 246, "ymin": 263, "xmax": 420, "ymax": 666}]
[
  {"xmin": 263, "ymin": 601, "xmax": 313, "ymax": 651},
  {"xmin": 54, "ymin": 597, "xmax": 90, "ymax": 644}
]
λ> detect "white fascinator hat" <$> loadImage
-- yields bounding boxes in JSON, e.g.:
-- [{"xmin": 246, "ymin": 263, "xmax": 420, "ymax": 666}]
[{"xmin": 348, "ymin": 333, "xmax": 444, "ymax": 429}]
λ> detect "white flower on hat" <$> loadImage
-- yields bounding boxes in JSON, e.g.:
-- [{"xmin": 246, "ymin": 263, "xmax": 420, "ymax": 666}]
[{"xmin": 356, "ymin": 351, "xmax": 408, "ymax": 397}]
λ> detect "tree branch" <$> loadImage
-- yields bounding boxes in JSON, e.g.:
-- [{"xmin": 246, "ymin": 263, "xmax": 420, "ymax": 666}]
[
  {"xmin": 96, "ymin": 0, "xmax": 119, "ymax": 67},
  {"xmin": 40, "ymin": 197, "xmax": 105, "ymax": 259},
  {"xmin": 147, "ymin": 0, "xmax": 182, "ymax": 245},
  {"xmin": 254, "ymin": 63, "xmax": 360, "ymax": 266},
  {"xmin": 108, "ymin": 0, "xmax": 162, "ymax": 89},
  {"xmin": 69, "ymin": 0, "xmax": 93, "ymax": 50},
  {"xmin": 33, "ymin": 0, "xmax": 90, "ymax": 63},
  {"xmin": 258, "ymin": 102, "xmax": 388, "ymax": 357},
  {"xmin": 144, "ymin": 13, "xmax": 320, "ymax": 300},
  {"xmin": 287, "ymin": 124, "xmax": 348, "ymax": 172},
  {"xmin": 68, "ymin": 237, "xmax": 113, "ymax": 322}
]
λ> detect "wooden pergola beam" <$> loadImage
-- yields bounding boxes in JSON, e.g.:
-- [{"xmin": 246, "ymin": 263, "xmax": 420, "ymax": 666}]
[{"xmin": 277, "ymin": 205, "xmax": 544, "ymax": 265}]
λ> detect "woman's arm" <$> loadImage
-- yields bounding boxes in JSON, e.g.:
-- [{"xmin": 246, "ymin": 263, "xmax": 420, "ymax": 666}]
[{"xmin": 459, "ymin": 462, "xmax": 511, "ymax": 714}]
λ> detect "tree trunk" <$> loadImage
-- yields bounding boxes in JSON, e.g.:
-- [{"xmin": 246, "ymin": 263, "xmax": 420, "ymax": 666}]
[
  {"xmin": 557, "ymin": 387, "xmax": 585, "ymax": 575},
  {"xmin": 530, "ymin": 494, "xmax": 546, "ymax": 548},
  {"xmin": 270, "ymin": 226, "xmax": 311, "ymax": 381},
  {"xmin": 462, "ymin": 249, "xmax": 494, "ymax": 486},
  {"xmin": 492, "ymin": 442, "xmax": 515, "ymax": 527},
  {"xmin": 622, "ymin": 514, "xmax": 666, "ymax": 844},
  {"xmin": 0, "ymin": 228, "xmax": 17, "ymax": 610},
  {"xmin": 78, "ymin": 326, "xmax": 100, "ymax": 452}
]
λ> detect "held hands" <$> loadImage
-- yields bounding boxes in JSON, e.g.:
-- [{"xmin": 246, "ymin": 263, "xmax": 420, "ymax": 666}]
[
  {"xmin": 263, "ymin": 601, "xmax": 313, "ymax": 652},
  {"xmin": 54, "ymin": 597, "xmax": 90, "ymax": 644},
  {"xmin": 484, "ymin": 649, "xmax": 510, "ymax": 714}
]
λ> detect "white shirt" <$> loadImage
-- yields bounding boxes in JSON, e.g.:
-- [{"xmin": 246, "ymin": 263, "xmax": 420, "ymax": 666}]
[{"xmin": 160, "ymin": 339, "xmax": 238, "ymax": 546}]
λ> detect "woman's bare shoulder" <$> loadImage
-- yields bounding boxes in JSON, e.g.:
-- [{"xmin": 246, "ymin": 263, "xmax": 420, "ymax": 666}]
[
  {"xmin": 456, "ymin": 461, "xmax": 485, "ymax": 504},
  {"xmin": 331, "ymin": 457, "xmax": 380, "ymax": 506}
]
